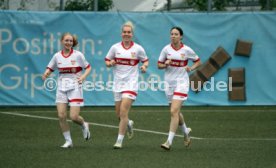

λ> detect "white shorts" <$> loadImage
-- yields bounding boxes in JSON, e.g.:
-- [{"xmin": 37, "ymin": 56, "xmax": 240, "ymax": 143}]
[
  {"xmin": 56, "ymin": 87, "xmax": 84, "ymax": 106},
  {"xmin": 114, "ymin": 91, "xmax": 137, "ymax": 102},
  {"xmin": 165, "ymin": 81, "xmax": 189, "ymax": 103}
]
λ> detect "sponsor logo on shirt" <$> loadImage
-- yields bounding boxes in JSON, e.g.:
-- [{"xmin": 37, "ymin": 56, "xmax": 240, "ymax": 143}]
[
  {"xmin": 170, "ymin": 60, "xmax": 188, "ymax": 67},
  {"xmin": 59, "ymin": 67, "xmax": 82, "ymax": 73},
  {"xmin": 115, "ymin": 58, "xmax": 139, "ymax": 66},
  {"xmin": 130, "ymin": 60, "xmax": 136, "ymax": 65},
  {"xmin": 71, "ymin": 67, "xmax": 77, "ymax": 73}
]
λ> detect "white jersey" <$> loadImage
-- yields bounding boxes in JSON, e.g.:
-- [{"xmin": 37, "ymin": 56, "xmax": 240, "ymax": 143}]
[
  {"xmin": 105, "ymin": 41, "xmax": 148, "ymax": 92},
  {"xmin": 158, "ymin": 43, "xmax": 200, "ymax": 86},
  {"xmin": 47, "ymin": 49, "xmax": 90, "ymax": 91}
]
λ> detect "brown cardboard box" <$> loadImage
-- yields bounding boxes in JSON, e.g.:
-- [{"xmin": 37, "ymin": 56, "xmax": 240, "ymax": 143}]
[
  {"xmin": 234, "ymin": 39, "xmax": 253, "ymax": 57},
  {"xmin": 228, "ymin": 68, "xmax": 245, "ymax": 86},
  {"xmin": 228, "ymin": 86, "xmax": 246, "ymax": 101},
  {"xmin": 210, "ymin": 47, "xmax": 231, "ymax": 68}
]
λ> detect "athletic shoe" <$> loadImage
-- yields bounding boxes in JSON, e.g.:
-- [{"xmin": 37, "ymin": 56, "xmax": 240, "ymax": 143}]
[
  {"xmin": 60, "ymin": 141, "xmax": 73, "ymax": 148},
  {"xmin": 113, "ymin": 142, "xmax": 122, "ymax": 149},
  {"xmin": 127, "ymin": 120, "xmax": 134, "ymax": 139},
  {"xmin": 161, "ymin": 141, "xmax": 171, "ymax": 150},
  {"xmin": 184, "ymin": 128, "xmax": 192, "ymax": 147},
  {"xmin": 82, "ymin": 122, "xmax": 91, "ymax": 141}
]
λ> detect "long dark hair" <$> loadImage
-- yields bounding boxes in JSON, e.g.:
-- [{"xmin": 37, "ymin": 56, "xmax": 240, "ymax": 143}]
[{"xmin": 170, "ymin": 26, "xmax": 183, "ymax": 36}]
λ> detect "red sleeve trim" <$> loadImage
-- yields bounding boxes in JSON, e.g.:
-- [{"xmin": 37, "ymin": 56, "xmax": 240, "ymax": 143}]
[
  {"xmin": 47, "ymin": 67, "xmax": 54, "ymax": 72},
  {"xmin": 193, "ymin": 58, "xmax": 200, "ymax": 62},
  {"xmin": 85, "ymin": 64, "xmax": 91, "ymax": 69},
  {"xmin": 105, "ymin": 58, "xmax": 111, "ymax": 61},
  {"xmin": 141, "ymin": 59, "xmax": 149, "ymax": 63}
]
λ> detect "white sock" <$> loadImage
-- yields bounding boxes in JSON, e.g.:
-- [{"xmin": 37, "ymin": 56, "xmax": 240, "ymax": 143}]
[
  {"xmin": 167, "ymin": 131, "xmax": 175, "ymax": 145},
  {"xmin": 81, "ymin": 122, "xmax": 86, "ymax": 129},
  {"xmin": 63, "ymin": 131, "xmax": 72, "ymax": 142},
  {"xmin": 180, "ymin": 123, "xmax": 189, "ymax": 134},
  {"xmin": 116, "ymin": 134, "xmax": 124, "ymax": 143},
  {"xmin": 127, "ymin": 120, "xmax": 132, "ymax": 128}
]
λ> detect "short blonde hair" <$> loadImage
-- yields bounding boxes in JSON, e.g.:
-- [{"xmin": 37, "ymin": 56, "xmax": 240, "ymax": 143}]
[
  {"xmin": 122, "ymin": 21, "xmax": 135, "ymax": 32},
  {"xmin": 60, "ymin": 32, "xmax": 78, "ymax": 47}
]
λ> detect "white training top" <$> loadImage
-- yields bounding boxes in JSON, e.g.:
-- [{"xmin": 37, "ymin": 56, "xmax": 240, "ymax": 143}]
[
  {"xmin": 158, "ymin": 43, "xmax": 200, "ymax": 86},
  {"xmin": 46, "ymin": 48, "xmax": 90, "ymax": 91},
  {"xmin": 105, "ymin": 41, "xmax": 148, "ymax": 92}
]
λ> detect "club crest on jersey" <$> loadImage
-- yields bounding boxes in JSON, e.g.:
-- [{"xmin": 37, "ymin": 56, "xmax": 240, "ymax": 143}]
[
  {"xmin": 181, "ymin": 53, "xmax": 185, "ymax": 59},
  {"xmin": 71, "ymin": 60, "xmax": 76, "ymax": 65},
  {"xmin": 131, "ymin": 52, "xmax": 136, "ymax": 58}
]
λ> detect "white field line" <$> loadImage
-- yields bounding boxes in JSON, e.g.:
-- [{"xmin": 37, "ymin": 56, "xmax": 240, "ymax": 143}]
[
  {"xmin": 1, "ymin": 111, "xmax": 276, "ymax": 141},
  {"xmin": 1, "ymin": 109, "xmax": 276, "ymax": 113}
]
